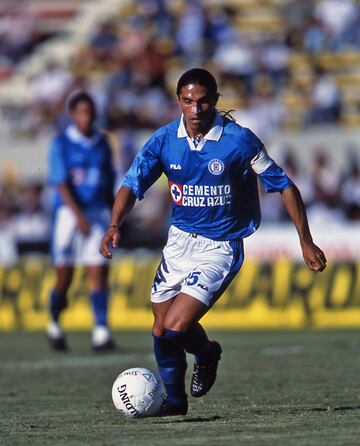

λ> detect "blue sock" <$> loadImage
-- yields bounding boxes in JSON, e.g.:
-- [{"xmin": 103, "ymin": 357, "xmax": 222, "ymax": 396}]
[
  {"xmin": 91, "ymin": 289, "xmax": 108, "ymax": 326},
  {"xmin": 153, "ymin": 329, "xmax": 187, "ymax": 405},
  {"xmin": 49, "ymin": 290, "xmax": 67, "ymax": 322},
  {"xmin": 182, "ymin": 322, "xmax": 212, "ymax": 363}
]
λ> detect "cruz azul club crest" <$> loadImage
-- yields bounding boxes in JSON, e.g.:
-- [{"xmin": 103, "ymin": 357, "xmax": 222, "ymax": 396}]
[{"xmin": 208, "ymin": 159, "xmax": 224, "ymax": 175}]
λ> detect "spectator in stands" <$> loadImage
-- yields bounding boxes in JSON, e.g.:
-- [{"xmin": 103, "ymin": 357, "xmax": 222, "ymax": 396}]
[
  {"xmin": 88, "ymin": 20, "xmax": 119, "ymax": 62},
  {"xmin": 260, "ymin": 148, "xmax": 315, "ymax": 223},
  {"xmin": 282, "ymin": 0, "xmax": 314, "ymax": 33},
  {"xmin": 0, "ymin": 5, "xmax": 36, "ymax": 65},
  {"xmin": 303, "ymin": 17, "xmax": 327, "ymax": 54},
  {"xmin": 176, "ymin": 1, "xmax": 206, "ymax": 64},
  {"xmin": 134, "ymin": 0, "xmax": 173, "ymax": 37},
  {"xmin": 310, "ymin": 151, "xmax": 341, "ymax": 200},
  {"xmin": 29, "ymin": 61, "xmax": 73, "ymax": 108},
  {"xmin": 259, "ymin": 34, "xmax": 289, "ymax": 87},
  {"xmin": 306, "ymin": 193, "xmax": 346, "ymax": 226},
  {"xmin": 340, "ymin": 163, "xmax": 360, "ymax": 220},
  {"xmin": 282, "ymin": 149, "xmax": 314, "ymax": 207},
  {"xmin": 306, "ymin": 68, "xmax": 341, "ymax": 124},
  {"xmin": 314, "ymin": 0, "xmax": 359, "ymax": 49},
  {"xmin": 27, "ymin": 61, "xmax": 74, "ymax": 134},
  {"xmin": 203, "ymin": 5, "xmax": 234, "ymax": 53},
  {"xmin": 233, "ymin": 87, "xmax": 286, "ymax": 143},
  {"xmin": 305, "ymin": 149, "xmax": 345, "ymax": 225},
  {"xmin": 214, "ymin": 34, "xmax": 257, "ymax": 92}
]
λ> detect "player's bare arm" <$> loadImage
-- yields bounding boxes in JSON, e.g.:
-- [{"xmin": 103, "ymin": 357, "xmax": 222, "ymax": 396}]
[
  {"xmin": 281, "ymin": 185, "xmax": 327, "ymax": 272},
  {"xmin": 99, "ymin": 186, "xmax": 136, "ymax": 258},
  {"xmin": 57, "ymin": 183, "xmax": 90, "ymax": 235}
]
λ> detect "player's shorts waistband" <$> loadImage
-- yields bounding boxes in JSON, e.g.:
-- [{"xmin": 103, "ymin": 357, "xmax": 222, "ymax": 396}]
[{"xmin": 170, "ymin": 225, "xmax": 236, "ymax": 244}]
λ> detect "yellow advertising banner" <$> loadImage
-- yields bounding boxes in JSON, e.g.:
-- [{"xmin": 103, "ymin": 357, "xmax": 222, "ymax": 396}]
[{"xmin": 0, "ymin": 255, "xmax": 360, "ymax": 330}]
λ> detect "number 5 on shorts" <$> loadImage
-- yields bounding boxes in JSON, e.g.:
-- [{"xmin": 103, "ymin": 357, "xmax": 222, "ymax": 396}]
[{"xmin": 185, "ymin": 271, "xmax": 201, "ymax": 286}]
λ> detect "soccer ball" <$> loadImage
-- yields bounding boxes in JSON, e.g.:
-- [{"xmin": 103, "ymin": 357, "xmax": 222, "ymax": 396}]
[{"xmin": 111, "ymin": 367, "xmax": 165, "ymax": 418}]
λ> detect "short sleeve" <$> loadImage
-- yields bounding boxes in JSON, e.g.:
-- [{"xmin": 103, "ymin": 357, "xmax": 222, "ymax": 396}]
[
  {"xmin": 242, "ymin": 127, "xmax": 293, "ymax": 193},
  {"xmin": 122, "ymin": 135, "xmax": 164, "ymax": 200},
  {"xmin": 258, "ymin": 162, "xmax": 294, "ymax": 192},
  {"xmin": 48, "ymin": 136, "xmax": 67, "ymax": 185}
]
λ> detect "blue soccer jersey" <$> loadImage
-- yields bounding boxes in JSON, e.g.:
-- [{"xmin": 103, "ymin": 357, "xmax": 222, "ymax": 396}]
[
  {"xmin": 122, "ymin": 113, "xmax": 293, "ymax": 241},
  {"xmin": 48, "ymin": 125, "xmax": 115, "ymax": 211}
]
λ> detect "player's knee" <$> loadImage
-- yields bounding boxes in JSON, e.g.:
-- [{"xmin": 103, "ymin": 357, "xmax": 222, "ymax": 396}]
[
  {"xmin": 88, "ymin": 277, "xmax": 107, "ymax": 291},
  {"xmin": 163, "ymin": 315, "xmax": 188, "ymax": 333},
  {"xmin": 152, "ymin": 322, "xmax": 165, "ymax": 337}
]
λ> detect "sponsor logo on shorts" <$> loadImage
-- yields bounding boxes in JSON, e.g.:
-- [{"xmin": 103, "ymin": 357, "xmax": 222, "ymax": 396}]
[{"xmin": 169, "ymin": 182, "xmax": 231, "ymax": 207}]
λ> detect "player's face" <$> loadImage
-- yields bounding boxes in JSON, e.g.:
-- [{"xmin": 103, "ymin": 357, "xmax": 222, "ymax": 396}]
[
  {"xmin": 71, "ymin": 101, "xmax": 95, "ymax": 135},
  {"xmin": 177, "ymin": 84, "xmax": 219, "ymax": 136}
]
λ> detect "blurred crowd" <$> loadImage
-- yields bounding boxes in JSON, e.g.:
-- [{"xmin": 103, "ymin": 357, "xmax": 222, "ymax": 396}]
[
  {"xmin": 259, "ymin": 146, "xmax": 360, "ymax": 225},
  {"xmin": 1, "ymin": 0, "xmax": 360, "ymax": 138}
]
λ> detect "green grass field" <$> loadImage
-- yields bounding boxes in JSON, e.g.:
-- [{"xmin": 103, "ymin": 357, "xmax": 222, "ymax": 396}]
[{"xmin": 1, "ymin": 330, "xmax": 360, "ymax": 446}]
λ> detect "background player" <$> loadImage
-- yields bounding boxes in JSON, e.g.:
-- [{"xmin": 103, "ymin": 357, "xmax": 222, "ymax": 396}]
[
  {"xmin": 48, "ymin": 91, "xmax": 116, "ymax": 351},
  {"xmin": 100, "ymin": 68, "xmax": 327, "ymax": 415}
]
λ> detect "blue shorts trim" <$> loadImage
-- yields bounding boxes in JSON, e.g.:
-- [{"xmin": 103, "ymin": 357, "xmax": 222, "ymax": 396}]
[{"xmin": 209, "ymin": 239, "xmax": 244, "ymax": 307}]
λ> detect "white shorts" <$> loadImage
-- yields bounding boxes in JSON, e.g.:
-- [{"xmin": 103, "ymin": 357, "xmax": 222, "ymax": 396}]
[
  {"xmin": 151, "ymin": 225, "xmax": 244, "ymax": 307},
  {"xmin": 51, "ymin": 205, "xmax": 110, "ymax": 266}
]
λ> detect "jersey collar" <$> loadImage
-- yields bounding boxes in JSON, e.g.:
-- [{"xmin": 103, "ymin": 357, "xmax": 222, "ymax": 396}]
[
  {"xmin": 65, "ymin": 125, "xmax": 101, "ymax": 148},
  {"xmin": 177, "ymin": 112, "xmax": 223, "ymax": 142}
]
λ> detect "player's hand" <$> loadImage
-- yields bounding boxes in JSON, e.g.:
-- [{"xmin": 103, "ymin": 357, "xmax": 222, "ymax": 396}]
[
  {"xmin": 300, "ymin": 240, "xmax": 327, "ymax": 272},
  {"xmin": 100, "ymin": 226, "xmax": 121, "ymax": 259},
  {"xmin": 76, "ymin": 214, "xmax": 90, "ymax": 235}
]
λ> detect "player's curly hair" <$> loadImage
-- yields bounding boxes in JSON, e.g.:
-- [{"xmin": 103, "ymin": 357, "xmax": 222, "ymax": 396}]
[{"xmin": 176, "ymin": 68, "xmax": 218, "ymax": 98}]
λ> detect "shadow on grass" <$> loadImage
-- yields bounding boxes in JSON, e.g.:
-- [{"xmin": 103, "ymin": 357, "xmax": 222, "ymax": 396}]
[
  {"xmin": 153, "ymin": 415, "xmax": 221, "ymax": 424},
  {"xmin": 285, "ymin": 405, "xmax": 360, "ymax": 414},
  {"xmin": 312, "ymin": 405, "xmax": 360, "ymax": 412}
]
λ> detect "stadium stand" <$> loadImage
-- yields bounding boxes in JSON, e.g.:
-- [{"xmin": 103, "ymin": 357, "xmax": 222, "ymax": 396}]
[{"xmin": 1, "ymin": 0, "xmax": 360, "ymax": 132}]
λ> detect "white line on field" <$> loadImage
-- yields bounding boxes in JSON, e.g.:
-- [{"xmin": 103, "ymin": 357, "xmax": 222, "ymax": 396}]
[
  {"xmin": 261, "ymin": 345, "xmax": 305, "ymax": 356},
  {"xmin": 0, "ymin": 354, "xmax": 140, "ymax": 370}
]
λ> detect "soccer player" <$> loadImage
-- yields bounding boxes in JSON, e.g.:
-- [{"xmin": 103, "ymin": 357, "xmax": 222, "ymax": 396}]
[
  {"xmin": 100, "ymin": 68, "xmax": 327, "ymax": 415},
  {"xmin": 47, "ymin": 91, "xmax": 116, "ymax": 351}
]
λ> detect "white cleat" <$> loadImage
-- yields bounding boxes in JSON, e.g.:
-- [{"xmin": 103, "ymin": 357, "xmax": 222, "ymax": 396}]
[
  {"xmin": 92, "ymin": 325, "xmax": 115, "ymax": 352},
  {"xmin": 46, "ymin": 321, "xmax": 67, "ymax": 351}
]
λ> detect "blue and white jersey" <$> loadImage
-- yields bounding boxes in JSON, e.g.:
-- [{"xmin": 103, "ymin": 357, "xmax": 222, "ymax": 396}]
[
  {"xmin": 48, "ymin": 125, "xmax": 115, "ymax": 211},
  {"xmin": 123, "ymin": 113, "xmax": 293, "ymax": 241}
]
